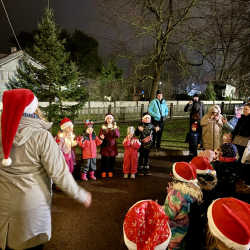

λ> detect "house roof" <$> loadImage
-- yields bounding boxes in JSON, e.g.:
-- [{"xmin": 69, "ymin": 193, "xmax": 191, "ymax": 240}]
[{"xmin": 0, "ymin": 50, "xmax": 43, "ymax": 69}]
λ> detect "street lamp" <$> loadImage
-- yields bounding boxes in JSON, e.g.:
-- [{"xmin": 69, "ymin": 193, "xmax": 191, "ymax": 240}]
[{"xmin": 158, "ymin": 82, "xmax": 162, "ymax": 90}]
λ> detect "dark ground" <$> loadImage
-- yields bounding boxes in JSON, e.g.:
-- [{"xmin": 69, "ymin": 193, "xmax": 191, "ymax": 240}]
[{"xmin": 43, "ymin": 155, "xmax": 184, "ymax": 250}]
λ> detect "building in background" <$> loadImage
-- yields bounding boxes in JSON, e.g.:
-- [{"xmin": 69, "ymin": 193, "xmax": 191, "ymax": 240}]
[{"xmin": 0, "ymin": 47, "xmax": 42, "ymax": 101}]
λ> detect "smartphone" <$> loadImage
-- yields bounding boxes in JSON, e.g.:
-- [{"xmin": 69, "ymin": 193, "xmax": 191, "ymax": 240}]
[{"xmin": 223, "ymin": 114, "xmax": 227, "ymax": 119}]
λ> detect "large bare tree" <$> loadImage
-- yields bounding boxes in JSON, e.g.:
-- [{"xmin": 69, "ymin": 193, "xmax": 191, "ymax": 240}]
[{"xmin": 97, "ymin": 0, "xmax": 204, "ymax": 100}]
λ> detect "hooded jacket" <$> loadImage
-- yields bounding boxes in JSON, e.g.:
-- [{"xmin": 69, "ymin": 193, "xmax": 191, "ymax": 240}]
[
  {"xmin": 148, "ymin": 98, "xmax": 168, "ymax": 122},
  {"xmin": 200, "ymin": 105, "xmax": 223, "ymax": 151},
  {"xmin": 0, "ymin": 116, "xmax": 88, "ymax": 250},
  {"xmin": 184, "ymin": 98, "xmax": 205, "ymax": 124}
]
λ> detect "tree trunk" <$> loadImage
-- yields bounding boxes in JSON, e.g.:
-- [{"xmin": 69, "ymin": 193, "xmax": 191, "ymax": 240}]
[{"xmin": 149, "ymin": 64, "xmax": 162, "ymax": 101}]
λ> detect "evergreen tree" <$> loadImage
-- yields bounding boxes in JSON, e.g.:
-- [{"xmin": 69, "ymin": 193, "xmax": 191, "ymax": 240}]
[
  {"xmin": 6, "ymin": 7, "xmax": 87, "ymax": 124},
  {"xmin": 200, "ymin": 82, "xmax": 217, "ymax": 100}
]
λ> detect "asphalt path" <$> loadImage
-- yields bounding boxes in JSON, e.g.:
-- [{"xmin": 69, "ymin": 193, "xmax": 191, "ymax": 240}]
[{"xmin": 43, "ymin": 155, "xmax": 185, "ymax": 250}]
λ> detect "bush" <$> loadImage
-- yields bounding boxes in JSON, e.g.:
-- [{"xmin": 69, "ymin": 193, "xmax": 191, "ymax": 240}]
[
  {"xmin": 200, "ymin": 82, "xmax": 216, "ymax": 100},
  {"xmin": 224, "ymin": 96, "xmax": 232, "ymax": 101}
]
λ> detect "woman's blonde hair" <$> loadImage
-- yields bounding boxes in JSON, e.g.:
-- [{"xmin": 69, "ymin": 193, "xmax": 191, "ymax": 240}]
[
  {"xmin": 206, "ymin": 223, "xmax": 217, "ymax": 250},
  {"xmin": 33, "ymin": 106, "xmax": 46, "ymax": 121}
]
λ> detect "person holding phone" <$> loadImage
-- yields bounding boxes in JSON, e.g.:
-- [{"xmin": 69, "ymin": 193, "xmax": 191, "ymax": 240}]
[{"xmin": 184, "ymin": 93, "xmax": 205, "ymax": 134}]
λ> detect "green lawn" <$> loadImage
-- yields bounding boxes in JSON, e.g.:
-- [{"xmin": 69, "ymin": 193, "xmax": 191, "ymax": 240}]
[{"xmin": 52, "ymin": 119, "xmax": 228, "ymax": 153}]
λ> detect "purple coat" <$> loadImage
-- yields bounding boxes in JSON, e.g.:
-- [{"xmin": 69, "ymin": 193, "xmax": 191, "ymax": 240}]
[{"xmin": 99, "ymin": 128, "xmax": 120, "ymax": 157}]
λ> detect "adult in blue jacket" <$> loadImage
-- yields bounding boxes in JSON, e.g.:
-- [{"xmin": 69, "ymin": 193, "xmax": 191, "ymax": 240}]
[{"xmin": 148, "ymin": 90, "xmax": 168, "ymax": 150}]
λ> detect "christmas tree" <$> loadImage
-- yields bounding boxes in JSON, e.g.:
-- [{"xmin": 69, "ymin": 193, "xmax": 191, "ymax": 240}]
[{"xmin": 6, "ymin": 7, "xmax": 87, "ymax": 124}]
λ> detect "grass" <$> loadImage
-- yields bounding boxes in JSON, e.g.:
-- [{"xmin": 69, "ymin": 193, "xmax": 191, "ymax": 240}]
[{"xmin": 52, "ymin": 119, "xmax": 229, "ymax": 153}]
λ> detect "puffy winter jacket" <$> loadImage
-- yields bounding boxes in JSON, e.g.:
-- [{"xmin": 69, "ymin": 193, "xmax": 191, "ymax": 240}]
[
  {"xmin": 148, "ymin": 98, "xmax": 168, "ymax": 122},
  {"xmin": 185, "ymin": 132, "xmax": 202, "ymax": 145},
  {"xmin": 200, "ymin": 105, "xmax": 223, "ymax": 151},
  {"xmin": 135, "ymin": 122, "xmax": 155, "ymax": 149},
  {"xmin": 184, "ymin": 100, "xmax": 205, "ymax": 124},
  {"xmin": 78, "ymin": 133, "xmax": 102, "ymax": 159},
  {"xmin": 99, "ymin": 128, "xmax": 120, "ymax": 157}
]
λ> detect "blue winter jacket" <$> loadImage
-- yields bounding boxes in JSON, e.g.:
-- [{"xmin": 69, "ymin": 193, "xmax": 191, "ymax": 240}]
[{"xmin": 148, "ymin": 98, "xmax": 169, "ymax": 121}]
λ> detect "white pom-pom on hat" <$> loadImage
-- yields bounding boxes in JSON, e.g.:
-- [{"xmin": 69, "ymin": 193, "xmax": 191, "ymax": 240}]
[{"xmin": 2, "ymin": 157, "xmax": 12, "ymax": 166}]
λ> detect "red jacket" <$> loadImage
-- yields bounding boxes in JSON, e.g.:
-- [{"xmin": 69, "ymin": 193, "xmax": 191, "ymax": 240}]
[
  {"xmin": 78, "ymin": 133, "xmax": 102, "ymax": 159},
  {"xmin": 99, "ymin": 128, "xmax": 120, "ymax": 157},
  {"xmin": 123, "ymin": 137, "xmax": 141, "ymax": 173}
]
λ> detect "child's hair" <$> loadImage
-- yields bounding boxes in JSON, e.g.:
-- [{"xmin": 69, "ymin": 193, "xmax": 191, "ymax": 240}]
[
  {"xmin": 206, "ymin": 224, "xmax": 217, "ymax": 250},
  {"xmin": 244, "ymin": 103, "xmax": 250, "ymax": 108},
  {"xmin": 102, "ymin": 121, "xmax": 115, "ymax": 127}
]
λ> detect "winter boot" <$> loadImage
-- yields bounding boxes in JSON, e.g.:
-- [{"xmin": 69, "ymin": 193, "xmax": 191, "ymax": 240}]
[
  {"xmin": 108, "ymin": 172, "xmax": 113, "ymax": 177},
  {"xmin": 101, "ymin": 172, "xmax": 106, "ymax": 177},
  {"xmin": 89, "ymin": 171, "xmax": 96, "ymax": 180},
  {"xmin": 144, "ymin": 166, "xmax": 151, "ymax": 176},
  {"xmin": 138, "ymin": 166, "xmax": 144, "ymax": 175},
  {"xmin": 130, "ymin": 174, "xmax": 135, "ymax": 179},
  {"xmin": 81, "ymin": 172, "xmax": 88, "ymax": 181},
  {"xmin": 124, "ymin": 173, "xmax": 128, "ymax": 179}
]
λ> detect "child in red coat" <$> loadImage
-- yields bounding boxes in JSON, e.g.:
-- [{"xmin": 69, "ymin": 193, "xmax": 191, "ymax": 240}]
[
  {"xmin": 99, "ymin": 113, "xmax": 120, "ymax": 177},
  {"xmin": 123, "ymin": 126, "xmax": 141, "ymax": 179},
  {"xmin": 77, "ymin": 120, "xmax": 104, "ymax": 181}
]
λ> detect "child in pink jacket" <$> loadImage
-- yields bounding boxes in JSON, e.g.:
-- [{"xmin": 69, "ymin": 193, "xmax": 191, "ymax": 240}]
[
  {"xmin": 77, "ymin": 120, "xmax": 104, "ymax": 181},
  {"xmin": 122, "ymin": 126, "xmax": 141, "ymax": 179}
]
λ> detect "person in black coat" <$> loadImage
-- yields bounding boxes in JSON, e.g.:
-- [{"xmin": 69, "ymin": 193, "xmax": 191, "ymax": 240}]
[
  {"xmin": 232, "ymin": 103, "xmax": 250, "ymax": 186},
  {"xmin": 184, "ymin": 93, "xmax": 205, "ymax": 133}
]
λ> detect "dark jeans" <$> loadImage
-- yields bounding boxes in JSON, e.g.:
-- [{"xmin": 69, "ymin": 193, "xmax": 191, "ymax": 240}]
[
  {"xmin": 101, "ymin": 156, "xmax": 115, "ymax": 173},
  {"xmin": 236, "ymin": 145, "xmax": 250, "ymax": 185},
  {"xmin": 81, "ymin": 158, "xmax": 97, "ymax": 173},
  {"xmin": 139, "ymin": 147, "xmax": 150, "ymax": 166},
  {"xmin": 188, "ymin": 145, "xmax": 197, "ymax": 162},
  {"xmin": 152, "ymin": 121, "xmax": 164, "ymax": 147},
  {"xmin": 6, "ymin": 245, "xmax": 43, "ymax": 250}
]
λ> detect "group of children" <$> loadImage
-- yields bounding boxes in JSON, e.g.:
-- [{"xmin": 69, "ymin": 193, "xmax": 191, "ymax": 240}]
[{"xmin": 54, "ymin": 112, "xmax": 159, "ymax": 180}]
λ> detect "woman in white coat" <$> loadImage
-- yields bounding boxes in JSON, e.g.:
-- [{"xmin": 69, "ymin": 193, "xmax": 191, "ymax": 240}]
[{"xmin": 0, "ymin": 89, "xmax": 91, "ymax": 250}]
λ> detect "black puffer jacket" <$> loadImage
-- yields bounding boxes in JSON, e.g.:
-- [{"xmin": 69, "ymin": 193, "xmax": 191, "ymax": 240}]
[{"xmin": 135, "ymin": 122, "xmax": 155, "ymax": 149}]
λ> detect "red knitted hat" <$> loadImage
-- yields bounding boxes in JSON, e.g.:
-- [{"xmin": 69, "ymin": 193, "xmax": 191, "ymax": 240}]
[
  {"xmin": 191, "ymin": 122, "xmax": 198, "ymax": 129},
  {"xmin": 60, "ymin": 118, "xmax": 73, "ymax": 130},
  {"xmin": 207, "ymin": 198, "xmax": 250, "ymax": 250},
  {"xmin": 191, "ymin": 157, "xmax": 214, "ymax": 174},
  {"xmin": 124, "ymin": 200, "xmax": 171, "ymax": 250},
  {"xmin": 105, "ymin": 113, "xmax": 114, "ymax": 121},
  {"xmin": 1, "ymin": 89, "xmax": 38, "ymax": 166},
  {"xmin": 172, "ymin": 162, "xmax": 197, "ymax": 182}
]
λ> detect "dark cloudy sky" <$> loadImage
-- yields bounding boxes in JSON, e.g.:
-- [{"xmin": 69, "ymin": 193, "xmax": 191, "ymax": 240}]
[{"xmin": 0, "ymin": 0, "xmax": 112, "ymax": 57}]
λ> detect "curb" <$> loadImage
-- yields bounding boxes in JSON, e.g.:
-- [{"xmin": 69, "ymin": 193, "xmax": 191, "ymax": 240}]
[{"xmin": 76, "ymin": 149, "xmax": 203, "ymax": 160}]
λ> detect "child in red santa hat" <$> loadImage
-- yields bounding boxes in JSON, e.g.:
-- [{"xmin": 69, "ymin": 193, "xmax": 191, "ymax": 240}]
[
  {"xmin": 77, "ymin": 120, "xmax": 104, "ymax": 181},
  {"xmin": 123, "ymin": 200, "xmax": 171, "ymax": 250},
  {"xmin": 99, "ymin": 113, "xmax": 120, "ymax": 177},
  {"xmin": 161, "ymin": 162, "xmax": 203, "ymax": 250},
  {"xmin": 54, "ymin": 118, "xmax": 78, "ymax": 174},
  {"xmin": 122, "ymin": 126, "xmax": 141, "ymax": 179},
  {"xmin": 185, "ymin": 122, "xmax": 202, "ymax": 161},
  {"xmin": 206, "ymin": 197, "xmax": 250, "ymax": 250},
  {"xmin": 186, "ymin": 157, "xmax": 218, "ymax": 250}
]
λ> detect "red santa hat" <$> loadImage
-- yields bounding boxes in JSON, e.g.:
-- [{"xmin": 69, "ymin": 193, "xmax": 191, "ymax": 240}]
[
  {"xmin": 60, "ymin": 118, "xmax": 73, "ymax": 131},
  {"xmin": 172, "ymin": 162, "xmax": 197, "ymax": 183},
  {"xmin": 124, "ymin": 200, "xmax": 171, "ymax": 250},
  {"xmin": 105, "ymin": 113, "xmax": 114, "ymax": 121},
  {"xmin": 191, "ymin": 122, "xmax": 198, "ymax": 129},
  {"xmin": 207, "ymin": 198, "xmax": 250, "ymax": 250},
  {"xmin": 191, "ymin": 157, "xmax": 215, "ymax": 175},
  {"xmin": 1, "ymin": 89, "xmax": 38, "ymax": 166}
]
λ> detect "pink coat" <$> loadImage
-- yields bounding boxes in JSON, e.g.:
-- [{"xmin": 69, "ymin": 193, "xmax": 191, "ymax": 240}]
[
  {"xmin": 123, "ymin": 137, "xmax": 141, "ymax": 174},
  {"xmin": 99, "ymin": 128, "xmax": 120, "ymax": 157},
  {"xmin": 78, "ymin": 133, "xmax": 102, "ymax": 159}
]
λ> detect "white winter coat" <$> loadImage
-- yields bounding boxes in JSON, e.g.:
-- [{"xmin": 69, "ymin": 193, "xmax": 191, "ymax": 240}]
[{"xmin": 0, "ymin": 117, "xmax": 88, "ymax": 250}]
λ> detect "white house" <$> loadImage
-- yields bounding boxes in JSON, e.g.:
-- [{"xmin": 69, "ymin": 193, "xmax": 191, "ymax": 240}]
[
  {"xmin": 213, "ymin": 82, "xmax": 236, "ymax": 99},
  {"xmin": 0, "ymin": 48, "xmax": 43, "ymax": 100}
]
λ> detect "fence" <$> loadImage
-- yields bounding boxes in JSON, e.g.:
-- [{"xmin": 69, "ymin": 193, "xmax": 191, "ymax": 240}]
[{"xmin": 74, "ymin": 101, "xmax": 243, "ymax": 123}]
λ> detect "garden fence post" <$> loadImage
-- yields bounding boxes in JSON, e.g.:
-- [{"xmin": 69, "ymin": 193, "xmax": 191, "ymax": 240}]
[
  {"xmin": 141, "ymin": 104, "xmax": 144, "ymax": 120},
  {"xmin": 221, "ymin": 102, "xmax": 225, "ymax": 114},
  {"xmin": 170, "ymin": 103, "xmax": 173, "ymax": 121}
]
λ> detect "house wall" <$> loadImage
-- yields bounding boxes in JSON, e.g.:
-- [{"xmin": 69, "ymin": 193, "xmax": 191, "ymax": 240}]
[{"xmin": 225, "ymin": 84, "xmax": 236, "ymax": 98}]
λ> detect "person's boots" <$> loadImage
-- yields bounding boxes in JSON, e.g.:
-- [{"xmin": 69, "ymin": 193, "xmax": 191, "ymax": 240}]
[
  {"xmin": 89, "ymin": 171, "xmax": 96, "ymax": 180},
  {"xmin": 144, "ymin": 166, "xmax": 151, "ymax": 176},
  {"xmin": 235, "ymin": 179, "xmax": 250, "ymax": 193},
  {"xmin": 81, "ymin": 172, "xmax": 88, "ymax": 181}
]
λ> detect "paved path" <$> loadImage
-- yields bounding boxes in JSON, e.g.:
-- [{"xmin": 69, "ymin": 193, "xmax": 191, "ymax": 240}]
[{"xmin": 44, "ymin": 155, "xmax": 186, "ymax": 250}]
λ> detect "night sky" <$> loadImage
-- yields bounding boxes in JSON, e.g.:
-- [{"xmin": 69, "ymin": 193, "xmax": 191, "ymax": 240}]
[{"xmin": 0, "ymin": 0, "xmax": 112, "ymax": 58}]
